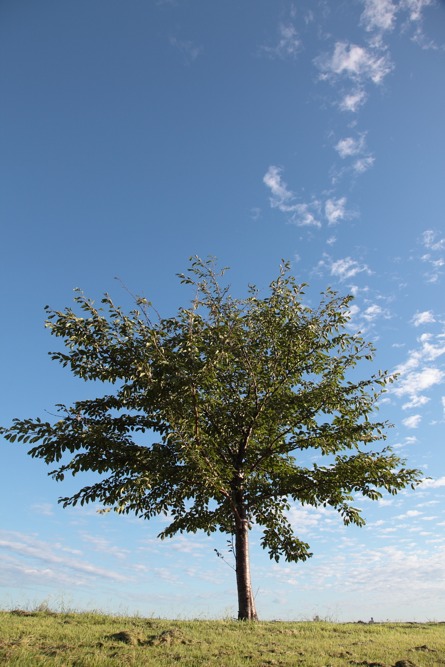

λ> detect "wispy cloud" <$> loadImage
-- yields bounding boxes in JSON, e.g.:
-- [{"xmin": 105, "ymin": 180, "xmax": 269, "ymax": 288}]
[
  {"xmin": 402, "ymin": 413, "xmax": 422, "ymax": 428},
  {"xmin": 0, "ymin": 531, "xmax": 130, "ymax": 586},
  {"xmin": 401, "ymin": 0, "xmax": 434, "ymax": 24},
  {"xmin": 263, "ymin": 166, "xmax": 353, "ymax": 228},
  {"xmin": 81, "ymin": 533, "xmax": 130, "ymax": 560},
  {"xmin": 361, "ymin": 0, "xmax": 398, "ymax": 33},
  {"xmin": 335, "ymin": 135, "xmax": 367, "ymax": 158},
  {"xmin": 334, "ymin": 134, "xmax": 375, "ymax": 174},
  {"xmin": 360, "ymin": 0, "xmax": 435, "ymax": 44},
  {"xmin": 402, "ymin": 394, "xmax": 430, "ymax": 410},
  {"xmin": 169, "ymin": 36, "xmax": 203, "ymax": 64},
  {"xmin": 263, "ymin": 165, "xmax": 294, "ymax": 208},
  {"xmin": 287, "ymin": 504, "xmax": 339, "ymax": 534},
  {"xmin": 423, "ymin": 229, "xmax": 445, "ymax": 251},
  {"xmin": 153, "ymin": 567, "xmax": 180, "ymax": 583},
  {"xmin": 31, "ymin": 503, "xmax": 54, "ymax": 517},
  {"xmin": 353, "ymin": 156, "xmax": 375, "ymax": 173},
  {"xmin": 394, "ymin": 355, "xmax": 445, "ymax": 416},
  {"xmin": 263, "ymin": 166, "xmax": 321, "ymax": 227},
  {"xmin": 362, "ymin": 303, "xmax": 390, "ymax": 322},
  {"xmin": 325, "ymin": 197, "xmax": 348, "ymax": 225},
  {"xmin": 412, "ymin": 310, "xmax": 436, "ymax": 327},
  {"xmin": 261, "ymin": 23, "xmax": 302, "ymax": 59},
  {"xmin": 395, "ymin": 509, "xmax": 423, "ymax": 519},
  {"xmin": 315, "ymin": 253, "xmax": 373, "ymax": 283},
  {"xmin": 394, "ymin": 326, "xmax": 445, "ymax": 412},
  {"xmin": 317, "ymin": 41, "xmax": 393, "ymax": 85},
  {"xmin": 331, "ymin": 256, "xmax": 372, "ymax": 281},
  {"xmin": 292, "ymin": 202, "xmax": 322, "ymax": 227},
  {"xmin": 267, "ymin": 540, "xmax": 445, "ymax": 612},
  {"xmin": 420, "ymin": 476, "xmax": 445, "ymax": 489},
  {"xmin": 421, "ymin": 229, "xmax": 445, "ymax": 281},
  {"xmin": 339, "ymin": 88, "xmax": 368, "ymax": 112},
  {"xmin": 396, "ymin": 366, "xmax": 444, "ymax": 397}
]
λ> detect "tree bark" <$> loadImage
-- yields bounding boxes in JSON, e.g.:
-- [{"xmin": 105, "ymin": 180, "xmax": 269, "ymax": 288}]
[{"xmin": 235, "ymin": 516, "xmax": 258, "ymax": 620}]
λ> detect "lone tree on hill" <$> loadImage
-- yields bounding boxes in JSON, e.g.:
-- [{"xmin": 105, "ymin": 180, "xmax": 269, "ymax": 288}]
[{"xmin": 1, "ymin": 257, "xmax": 421, "ymax": 620}]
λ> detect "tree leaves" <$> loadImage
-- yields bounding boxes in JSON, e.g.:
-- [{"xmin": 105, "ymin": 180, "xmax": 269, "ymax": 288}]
[{"xmin": 1, "ymin": 256, "xmax": 423, "ymax": 565}]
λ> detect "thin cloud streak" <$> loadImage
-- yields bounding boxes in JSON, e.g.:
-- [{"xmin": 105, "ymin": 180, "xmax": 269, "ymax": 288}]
[{"xmin": 0, "ymin": 531, "xmax": 130, "ymax": 584}]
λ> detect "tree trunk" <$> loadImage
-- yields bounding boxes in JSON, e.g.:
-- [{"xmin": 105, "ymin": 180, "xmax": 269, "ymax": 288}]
[{"xmin": 235, "ymin": 517, "xmax": 258, "ymax": 620}]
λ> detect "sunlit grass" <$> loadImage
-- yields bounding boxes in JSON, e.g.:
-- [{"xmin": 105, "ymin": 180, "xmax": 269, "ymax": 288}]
[{"xmin": 0, "ymin": 606, "xmax": 444, "ymax": 665}]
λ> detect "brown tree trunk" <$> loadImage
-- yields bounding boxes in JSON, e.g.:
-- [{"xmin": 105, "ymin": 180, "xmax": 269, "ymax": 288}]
[{"xmin": 235, "ymin": 516, "xmax": 258, "ymax": 620}]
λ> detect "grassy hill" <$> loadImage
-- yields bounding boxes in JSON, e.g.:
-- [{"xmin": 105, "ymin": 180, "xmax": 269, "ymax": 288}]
[{"xmin": 0, "ymin": 609, "xmax": 444, "ymax": 666}]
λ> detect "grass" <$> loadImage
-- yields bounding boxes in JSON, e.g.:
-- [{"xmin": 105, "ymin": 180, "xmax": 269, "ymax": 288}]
[{"xmin": 0, "ymin": 608, "xmax": 444, "ymax": 666}]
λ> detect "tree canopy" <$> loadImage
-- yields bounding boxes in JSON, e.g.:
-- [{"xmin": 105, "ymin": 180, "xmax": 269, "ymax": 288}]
[{"xmin": 1, "ymin": 257, "xmax": 422, "ymax": 619}]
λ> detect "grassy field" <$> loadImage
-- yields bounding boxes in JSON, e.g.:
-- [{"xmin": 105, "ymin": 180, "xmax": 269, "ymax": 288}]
[{"xmin": 0, "ymin": 609, "xmax": 444, "ymax": 666}]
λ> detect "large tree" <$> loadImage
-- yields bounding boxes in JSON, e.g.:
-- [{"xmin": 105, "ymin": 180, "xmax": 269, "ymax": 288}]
[{"xmin": 1, "ymin": 257, "xmax": 421, "ymax": 620}]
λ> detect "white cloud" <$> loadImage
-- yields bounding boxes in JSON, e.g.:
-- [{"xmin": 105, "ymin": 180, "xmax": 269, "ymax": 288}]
[
  {"xmin": 154, "ymin": 567, "xmax": 180, "ymax": 583},
  {"xmin": 363, "ymin": 304, "xmax": 387, "ymax": 321},
  {"xmin": 81, "ymin": 533, "xmax": 130, "ymax": 560},
  {"xmin": 394, "ymin": 323, "xmax": 445, "ymax": 410},
  {"xmin": 402, "ymin": 394, "xmax": 430, "ymax": 410},
  {"xmin": 317, "ymin": 41, "xmax": 393, "ymax": 85},
  {"xmin": 0, "ymin": 531, "xmax": 130, "ymax": 584},
  {"xmin": 263, "ymin": 166, "xmax": 321, "ymax": 227},
  {"xmin": 335, "ymin": 135, "xmax": 366, "ymax": 158},
  {"xmin": 263, "ymin": 165, "xmax": 294, "ymax": 208},
  {"xmin": 330, "ymin": 256, "xmax": 372, "ymax": 281},
  {"xmin": 420, "ymin": 476, "xmax": 445, "ymax": 489},
  {"xmin": 420, "ymin": 230, "xmax": 445, "ymax": 281},
  {"xmin": 170, "ymin": 534, "xmax": 210, "ymax": 555},
  {"xmin": 400, "ymin": 0, "xmax": 433, "ymax": 24},
  {"xmin": 339, "ymin": 88, "xmax": 368, "ymax": 112},
  {"xmin": 334, "ymin": 133, "xmax": 374, "ymax": 173},
  {"xmin": 396, "ymin": 336, "xmax": 445, "ymax": 376},
  {"xmin": 422, "ymin": 229, "xmax": 445, "ymax": 251},
  {"xmin": 262, "ymin": 23, "xmax": 302, "ymax": 59},
  {"xmin": 421, "ymin": 254, "xmax": 445, "ymax": 283},
  {"xmin": 361, "ymin": 0, "xmax": 398, "ymax": 33},
  {"xmin": 267, "ymin": 540, "xmax": 445, "ymax": 616},
  {"xmin": 291, "ymin": 202, "xmax": 322, "ymax": 227},
  {"xmin": 360, "ymin": 0, "xmax": 434, "ymax": 46},
  {"xmin": 422, "ymin": 340, "xmax": 445, "ymax": 362},
  {"xmin": 325, "ymin": 197, "xmax": 348, "ymax": 225},
  {"xmin": 412, "ymin": 310, "xmax": 436, "ymax": 326},
  {"xmin": 395, "ymin": 509, "xmax": 422, "ymax": 519},
  {"xmin": 393, "ymin": 435, "xmax": 418, "ymax": 448},
  {"xmin": 402, "ymin": 414, "xmax": 422, "ymax": 428},
  {"xmin": 396, "ymin": 366, "xmax": 444, "ymax": 397},
  {"xmin": 353, "ymin": 156, "xmax": 375, "ymax": 173},
  {"xmin": 287, "ymin": 504, "xmax": 338, "ymax": 534}
]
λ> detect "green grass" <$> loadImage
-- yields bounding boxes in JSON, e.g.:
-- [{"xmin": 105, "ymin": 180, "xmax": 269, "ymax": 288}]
[{"xmin": 0, "ymin": 609, "xmax": 444, "ymax": 666}]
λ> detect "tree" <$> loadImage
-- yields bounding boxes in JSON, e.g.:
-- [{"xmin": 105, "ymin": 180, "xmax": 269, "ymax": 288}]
[{"xmin": 1, "ymin": 257, "xmax": 421, "ymax": 620}]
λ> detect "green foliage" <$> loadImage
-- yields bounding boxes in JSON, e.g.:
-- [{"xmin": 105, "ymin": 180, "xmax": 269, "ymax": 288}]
[{"xmin": 1, "ymin": 257, "xmax": 422, "ymax": 564}]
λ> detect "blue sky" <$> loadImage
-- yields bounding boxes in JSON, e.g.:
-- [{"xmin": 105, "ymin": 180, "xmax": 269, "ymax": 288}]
[{"xmin": 1, "ymin": 0, "xmax": 445, "ymax": 621}]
